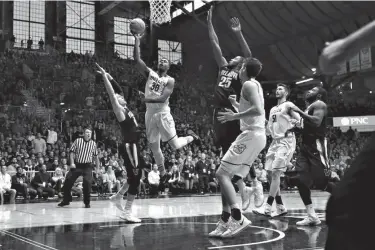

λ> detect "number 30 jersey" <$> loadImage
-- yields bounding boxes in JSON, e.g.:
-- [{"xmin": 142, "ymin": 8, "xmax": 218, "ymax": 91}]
[
  {"xmin": 267, "ymin": 102, "xmax": 295, "ymax": 139},
  {"xmin": 214, "ymin": 66, "xmax": 242, "ymax": 109},
  {"xmin": 145, "ymin": 68, "xmax": 171, "ymax": 112}
]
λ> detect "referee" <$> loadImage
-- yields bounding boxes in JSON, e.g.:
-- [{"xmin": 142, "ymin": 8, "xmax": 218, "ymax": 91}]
[{"xmin": 58, "ymin": 128, "xmax": 99, "ymax": 208}]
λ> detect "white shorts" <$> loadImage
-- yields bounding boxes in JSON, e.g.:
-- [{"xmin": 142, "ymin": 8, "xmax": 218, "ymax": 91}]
[
  {"xmin": 145, "ymin": 111, "xmax": 177, "ymax": 144},
  {"xmin": 221, "ymin": 129, "xmax": 266, "ymax": 178},
  {"xmin": 265, "ymin": 136, "xmax": 296, "ymax": 172}
]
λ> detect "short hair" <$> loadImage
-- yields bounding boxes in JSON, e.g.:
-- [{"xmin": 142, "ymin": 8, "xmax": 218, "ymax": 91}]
[
  {"xmin": 243, "ymin": 58, "xmax": 263, "ymax": 78},
  {"xmin": 277, "ymin": 83, "xmax": 290, "ymax": 97},
  {"xmin": 317, "ymin": 86, "xmax": 327, "ymax": 102}
]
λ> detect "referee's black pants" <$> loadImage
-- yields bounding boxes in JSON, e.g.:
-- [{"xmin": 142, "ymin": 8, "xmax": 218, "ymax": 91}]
[{"xmin": 62, "ymin": 163, "xmax": 93, "ymax": 205}]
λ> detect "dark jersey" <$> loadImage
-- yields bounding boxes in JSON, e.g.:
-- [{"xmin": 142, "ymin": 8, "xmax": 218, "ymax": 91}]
[
  {"xmin": 301, "ymin": 102, "xmax": 327, "ymax": 145},
  {"xmin": 119, "ymin": 108, "xmax": 139, "ymax": 144},
  {"xmin": 214, "ymin": 66, "xmax": 242, "ymax": 108}
]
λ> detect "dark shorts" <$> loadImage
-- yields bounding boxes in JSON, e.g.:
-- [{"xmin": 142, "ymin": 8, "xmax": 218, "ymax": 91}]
[
  {"xmin": 292, "ymin": 140, "xmax": 331, "ymax": 189},
  {"xmin": 119, "ymin": 143, "xmax": 143, "ymax": 182},
  {"xmin": 213, "ymin": 108, "xmax": 241, "ymax": 153}
]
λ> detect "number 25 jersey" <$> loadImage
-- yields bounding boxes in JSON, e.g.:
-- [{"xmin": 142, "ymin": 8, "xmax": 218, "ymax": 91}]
[
  {"xmin": 145, "ymin": 68, "xmax": 171, "ymax": 112},
  {"xmin": 268, "ymin": 102, "xmax": 295, "ymax": 139},
  {"xmin": 214, "ymin": 66, "xmax": 242, "ymax": 109}
]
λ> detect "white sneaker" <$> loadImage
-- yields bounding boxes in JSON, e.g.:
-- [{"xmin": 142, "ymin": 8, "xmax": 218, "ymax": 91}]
[
  {"xmin": 253, "ymin": 203, "xmax": 271, "ymax": 217},
  {"xmin": 253, "ymin": 183, "xmax": 264, "ymax": 208},
  {"xmin": 272, "ymin": 204, "xmax": 288, "ymax": 217},
  {"xmin": 221, "ymin": 216, "xmax": 251, "ymax": 238},
  {"xmin": 208, "ymin": 219, "xmax": 229, "ymax": 237},
  {"xmin": 120, "ymin": 212, "xmax": 141, "ymax": 223},
  {"xmin": 296, "ymin": 215, "xmax": 321, "ymax": 226},
  {"xmin": 241, "ymin": 187, "xmax": 253, "ymax": 211}
]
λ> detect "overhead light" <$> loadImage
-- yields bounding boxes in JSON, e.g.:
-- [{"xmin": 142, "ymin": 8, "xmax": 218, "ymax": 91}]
[
  {"xmin": 60, "ymin": 102, "xmax": 65, "ymax": 105},
  {"xmin": 311, "ymin": 68, "xmax": 316, "ymax": 72},
  {"xmin": 350, "ymin": 82, "xmax": 353, "ymax": 89},
  {"xmin": 296, "ymin": 78, "xmax": 314, "ymax": 84},
  {"xmin": 370, "ymin": 91, "xmax": 373, "ymax": 94},
  {"xmin": 302, "ymin": 76, "xmax": 306, "ymax": 79}
]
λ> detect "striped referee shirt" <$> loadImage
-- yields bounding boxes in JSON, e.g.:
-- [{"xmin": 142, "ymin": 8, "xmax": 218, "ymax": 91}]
[{"xmin": 70, "ymin": 138, "xmax": 98, "ymax": 164}]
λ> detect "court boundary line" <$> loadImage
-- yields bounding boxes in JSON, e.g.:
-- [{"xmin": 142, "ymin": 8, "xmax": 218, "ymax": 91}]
[
  {"xmin": 99, "ymin": 222, "xmax": 285, "ymax": 249},
  {"xmin": 0, "ymin": 230, "xmax": 58, "ymax": 250}
]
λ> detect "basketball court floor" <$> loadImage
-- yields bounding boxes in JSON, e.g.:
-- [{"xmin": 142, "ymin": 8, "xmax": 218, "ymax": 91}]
[{"xmin": 0, "ymin": 191, "xmax": 329, "ymax": 250}]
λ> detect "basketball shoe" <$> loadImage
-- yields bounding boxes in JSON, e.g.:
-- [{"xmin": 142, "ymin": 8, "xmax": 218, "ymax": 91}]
[
  {"xmin": 221, "ymin": 216, "xmax": 252, "ymax": 238},
  {"xmin": 253, "ymin": 203, "xmax": 271, "ymax": 217},
  {"xmin": 209, "ymin": 219, "xmax": 229, "ymax": 237},
  {"xmin": 120, "ymin": 211, "xmax": 141, "ymax": 223},
  {"xmin": 296, "ymin": 215, "xmax": 321, "ymax": 226},
  {"xmin": 272, "ymin": 204, "xmax": 288, "ymax": 217}
]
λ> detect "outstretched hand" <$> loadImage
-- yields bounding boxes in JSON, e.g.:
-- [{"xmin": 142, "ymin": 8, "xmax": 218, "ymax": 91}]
[
  {"xmin": 217, "ymin": 108, "xmax": 237, "ymax": 123},
  {"xmin": 96, "ymin": 63, "xmax": 106, "ymax": 75},
  {"xmin": 230, "ymin": 17, "xmax": 241, "ymax": 32},
  {"xmin": 132, "ymin": 31, "xmax": 143, "ymax": 40}
]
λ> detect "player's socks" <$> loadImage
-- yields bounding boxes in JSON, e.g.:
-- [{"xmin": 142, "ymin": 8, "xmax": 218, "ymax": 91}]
[
  {"xmin": 221, "ymin": 211, "xmax": 231, "ymax": 223},
  {"xmin": 267, "ymin": 196, "xmax": 275, "ymax": 206},
  {"xmin": 230, "ymin": 204, "xmax": 242, "ymax": 221},
  {"xmin": 125, "ymin": 195, "xmax": 135, "ymax": 212},
  {"xmin": 275, "ymin": 195, "xmax": 283, "ymax": 205}
]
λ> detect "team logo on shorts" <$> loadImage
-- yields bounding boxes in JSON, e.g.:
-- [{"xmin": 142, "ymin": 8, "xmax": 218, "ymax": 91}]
[{"xmin": 233, "ymin": 144, "xmax": 246, "ymax": 154}]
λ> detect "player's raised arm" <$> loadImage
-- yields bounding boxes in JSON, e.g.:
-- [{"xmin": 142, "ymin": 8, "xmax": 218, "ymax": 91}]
[
  {"xmin": 96, "ymin": 63, "xmax": 126, "ymax": 122},
  {"xmin": 133, "ymin": 34, "xmax": 150, "ymax": 78},
  {"xmin": 207, "ymin": 6, "xmax": 227, "ymax": 68},
  {"xmin": 319, "ymin": 20, "xmax": 375, "ymax": 74},
  {"xmin": 230, "ymin": 17, "xmax": 252, "ymax": 58},
  {"xmin": 144, "ymin": 77, "xmax": 175, "ymax": 104}
]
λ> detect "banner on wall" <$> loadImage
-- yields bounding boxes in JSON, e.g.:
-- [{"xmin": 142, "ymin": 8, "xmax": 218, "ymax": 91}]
[
  {"xmin": 333, "ymin": 116, "xmax": 375, "ymax": 127},
  {"xmin": 349, "ymin": 53, "xmax": 360, "ymax": 72},
  {"xmin": 337, "ymin": 61, "xmax": 347, "ymax": 75},
  {"xmin": 360, "ymin": 47, "xmax": 372, "ymax": 70}
]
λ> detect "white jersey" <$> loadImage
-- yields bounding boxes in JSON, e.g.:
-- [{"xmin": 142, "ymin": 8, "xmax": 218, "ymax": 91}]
[
  {"xmin": 268, "ymin": 102, "xmax": 296, "ymax": 139},
  {"xmin": 239, "ymin": 79, "xmax": 266, "ymax": 131},
  {"xmin": 145, "ymin": 69, "xmax": 171, "ymax": 112}
]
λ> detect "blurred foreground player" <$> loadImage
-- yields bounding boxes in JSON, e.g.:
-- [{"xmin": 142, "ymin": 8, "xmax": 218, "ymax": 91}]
[
  {"xmin": 209, "ymin": 58, "xmax": 266, "ymax": 238},
  {"xmin": 319, "ymin": 20, "xmax": 375, "ymax": 250},
  {"xmin": 207, "ymin": 5, "xmax": 264, "ymax": 211},
  {"xmin": 97, "ymin": 63, "xmax": 143, "ymax": 223}
]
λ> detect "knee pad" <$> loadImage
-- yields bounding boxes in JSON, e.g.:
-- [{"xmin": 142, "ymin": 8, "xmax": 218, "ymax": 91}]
[{"xmin": 127, "ymin": 176, "xmax": 141, "ymax": 195}]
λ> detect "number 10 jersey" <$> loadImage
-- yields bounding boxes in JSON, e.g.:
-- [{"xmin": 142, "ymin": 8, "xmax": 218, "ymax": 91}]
[
  {"xmin": 145, "ymin": 68, "xmax": 171, "ymax": 112},
  {"xmin": 214, "ymin": 66, "xmax": 242, "ymax": 109}
]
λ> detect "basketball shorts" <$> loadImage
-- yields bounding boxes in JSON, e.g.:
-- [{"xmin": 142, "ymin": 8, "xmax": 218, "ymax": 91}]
[
  {"xmin": 213, "ymin": 108, "xmax": 241, "ymax": 153},
  {"xmin": 145, "ymin": 110, "xmax": 177, "ymax": 144},
  {"xmin": 293, "ymin": 138, "xmax": 331, "ymax": 190},
  {"xmin": 120, "ymin": 143, "xmax": 143, "ymax": 183},
  {"xmin": 265, "ymin": 136, "xmax": 296, "ymax": 172},
  {"xmin": 221, "ymin": 129, "xmax": 266, "ymax": 178}
]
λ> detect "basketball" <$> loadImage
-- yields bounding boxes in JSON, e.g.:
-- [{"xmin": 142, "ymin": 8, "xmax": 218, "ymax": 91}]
[{"xmin": 130, "ymin": 18, "xmax": 146, "ymax": 34}]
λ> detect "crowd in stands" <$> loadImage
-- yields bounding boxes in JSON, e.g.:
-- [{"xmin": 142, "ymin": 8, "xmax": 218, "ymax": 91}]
[{"xmin": 0, "ymin": 46, "xmax": 373, "ymax": 203}]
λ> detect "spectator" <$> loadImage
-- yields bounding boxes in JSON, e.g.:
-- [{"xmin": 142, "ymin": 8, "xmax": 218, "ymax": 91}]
[
  {"xmin": 148, "ymin": 164, "xmax": 161, "ymax": 196},
  {"xmin": 11, "ymin": 166, "xmax": 36, "ymax": 199},
  {"xmin": 52, "ymin": 167, "xmax": 65, "ymax": 198},
  {"xmin": 102, "ymin": 165, "xmax": 120, "ymax": 194},
  {"xmin": 195, "ymin": 153, "xmax": 210, "ymax": 194},
  {"xmin": 168, "ymin": 165, "xmax": 181, "ymax": 195},
  {"xmin": 10, "ymin": 35, "xmax": 15, "ymax": 48},
  {"xmin": 32, "ymin": 164, "xmax": 55, "ymax": 199},
  {"xmin": 38, "ymin": 38, "xmax": 44, "ymax": 51},
  {"xmin": 20, "ymin": 39, "xmax": 24, "ymax": 48},
  {"xmin": 47, "ymin": 126, "xmax": 58, "ymax": 146},
  {"xmin": 208, "ymin": 162, "xmax": 218, "ymax": 193},
  {"xmin": 0, "ymin": 165, "xmax": 16, "ymax": 203},
  {"xmin": 33, "ymin": 133, "xmax": 46, "ymax": 155},
  {"xmin": 182, "ymin": 155, "xmax": 195, "ymax": 193},
  {"xmin": 27, "ymin": 37, "xmax": 33, "ymax": 50}
]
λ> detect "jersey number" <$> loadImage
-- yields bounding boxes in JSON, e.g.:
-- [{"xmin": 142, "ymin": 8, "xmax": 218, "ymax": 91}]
[
  {"xmin": 218, "ymin": 76, "xmax": 232, "ymax": 88},
  {"xmin": 272, "ymin": 114, "xmax": 277, "ymax": 122},
  {"xmin": 150, "ymin": 82, "xmax": 160, "ymax": 92}
]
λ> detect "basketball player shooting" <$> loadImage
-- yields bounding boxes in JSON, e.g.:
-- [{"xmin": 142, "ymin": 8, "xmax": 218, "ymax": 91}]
[
  {"xmin": 207, "ymin": 5, "xmax": 264, "ymax": 211},
  {"xmin": 96, "ymin": 63, "xmax": 143, "ymax": 223},
  {"xmin": 132, "ymin": 33, "xmax": 199, "ymax": 178},
  {"xmin": 288, "ymin": 86, "xmax": 335, "ymax": 226},
  {"xmin": 209, "ymin": 58, "xmax": 266, "ymax": 238},
  {"xmin": 253, "ymin": 84, "xmax": 301, "ymax": 217}
]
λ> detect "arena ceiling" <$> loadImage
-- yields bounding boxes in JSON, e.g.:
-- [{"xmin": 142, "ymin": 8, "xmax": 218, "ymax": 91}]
[{"xmin": 101, "ymin": 1, "xmax": 375, "ymax": 82}]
